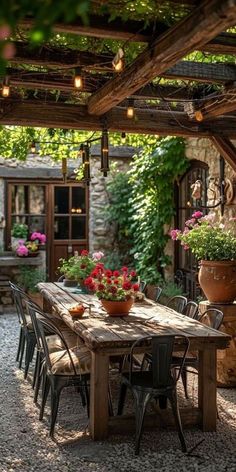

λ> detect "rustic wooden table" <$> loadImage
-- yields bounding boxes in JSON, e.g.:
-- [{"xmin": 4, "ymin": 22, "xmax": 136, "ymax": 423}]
[{"xmin": 38, "ymin": 282, "xmax": 230, "ymax": 440}]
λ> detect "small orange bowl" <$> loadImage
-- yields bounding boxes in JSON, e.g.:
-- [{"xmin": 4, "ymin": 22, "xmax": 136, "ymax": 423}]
[{"xmin": 69, "ymin": 305, "xmax": 86, "ymax": 318}]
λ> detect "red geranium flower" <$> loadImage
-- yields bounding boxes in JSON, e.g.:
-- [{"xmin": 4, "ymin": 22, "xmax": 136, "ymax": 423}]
[
  {"xmin": 132, "ymin": 283, "xmax": 139, "ymax": 291},
  {"xmin": 84, "ymin": 276, "xmax": 93, "ymax": 286},
  {"xmin": 98, "ymin": 283, "xmax": 105, "ymax": 291},
  {"xmin": 130, "ymin": 270, "xmax": 136, "ymax": 277},
  {"xmin": 109, "ymin": 285, "xmax": 117, "ymax": 294},
  {"xmin": 113, "ymin": 270, "xmax": 120, "ymax": 277},
  {"xmin": 122, "ymin": 281, "xmax": 132, "ymax": 290},
  {"xmin": 106, "ymin": 278, "xmax": 112, "ymax": 284},
  {"xmin": 121, "ymin": 266, "xmax": 128, "ymax": 273},
  {"xmin": 105, "ymin": 269, "xmax": 112, "ymax": 277},
  {"xmin": 113, "ymin": 279, "xmax": 119, "ymax": 285},
  {"xmin": 81, "ymin": 249, "xmax": 89, "ymax": 256},
  {"xmin": 89, "ymin": 283, "xmax": 96, "ymax": 291}
]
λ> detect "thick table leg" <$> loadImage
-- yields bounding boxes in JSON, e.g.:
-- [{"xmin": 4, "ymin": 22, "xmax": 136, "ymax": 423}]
[
  {"xmin": 198, "ymin": 348, "xmax": 217, "ymax": 431},
  {"xmin": 90, "ymin": 350, "xmax": 110, "ymax": 440}
]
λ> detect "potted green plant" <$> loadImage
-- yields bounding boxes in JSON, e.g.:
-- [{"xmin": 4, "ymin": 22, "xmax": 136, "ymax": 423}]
[
  {"xmin": 17, "ymin": 266, "xmax": 46, "ymax": 308},
  {"xmin": 58, "ymin": 250, "xmax": 104, "ymax": 288},
  {"xmin": 11, "ymin": 223, "xmax": 28, "ymax": 250},
  {"xmin": 58, "ymin": 256, "xmax": 78, "ymax": 286},
  {"xmin": 171, "ymin": 211, "xmax": 236, "ymax": 303}
]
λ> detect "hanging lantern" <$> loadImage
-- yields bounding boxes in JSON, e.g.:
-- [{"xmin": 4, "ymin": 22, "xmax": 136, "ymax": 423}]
[
  {"xmin": 2, "ymin": 76, "xmax": 10, "ymax": 98},
  {"xmin": 30, "ymin": 141, "xmax": 36, "ymax": 154},
  {"xmin": 74, "ymin": 67, "xmax": 83, "ymax": 89},
  {"xmin": 101, "ymin": 129, "xmax": 109, "ymax": 177},
  {"xmin": 112, "ymin": 48, "xmax": 124, "ymax": 72},
  {"xmin": 127, "ymin": 99, "xmax": 134, "ymax": 118},
  {"xmin": 62, "ymin": 157, "xmax": 67, "ymax": 183}
]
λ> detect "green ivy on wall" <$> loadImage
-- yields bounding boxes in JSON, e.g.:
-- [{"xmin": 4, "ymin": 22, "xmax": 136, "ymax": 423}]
[{"xmin": 105, "ymin": 137, "xmax": 188, "ymax": 284}]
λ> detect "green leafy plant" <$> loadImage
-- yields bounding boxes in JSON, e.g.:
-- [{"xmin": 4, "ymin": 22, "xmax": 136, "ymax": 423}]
[
  {"xmin": 11, "ymin": 223, "xmax": 28, "ymax": 239},
  {"xmin": 17, "ymin": 266, "xmax": 46, "ymax": 293},
  {"xmin": 58, "ymin": 250, "xmax": 104, "ymax": 281},
  {"xmin": 171, "ymin": 211, "xmax": 236, "ymax": 261}
]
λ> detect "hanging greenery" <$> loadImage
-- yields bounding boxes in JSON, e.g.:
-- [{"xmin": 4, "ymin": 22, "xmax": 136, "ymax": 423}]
[{"xmin": 105, "ymin": 137, "xmax": 188, "ymax": 284}]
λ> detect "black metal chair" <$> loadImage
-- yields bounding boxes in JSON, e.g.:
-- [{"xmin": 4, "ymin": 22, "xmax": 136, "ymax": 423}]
[
  {"xmin": 182, "ymin": 301, "xmax": 199, "ymax": 320},
  {"xmin": 140, "ymin": 281, "xmax": 147, "ymax": 294},
  {"xmin": 174, "ymin": 308, "xmax": 224, "ymax": 399},
  {"xmin": 167, "ymin": 295, "xmax": 187, "ymax": 314},
  {"xmin": 117, "ymin": 334, "xmax": 190, "ymax": 455},
  {"xmin": 154, "ymin": 286, "xmax": 162, "ymax": 302},
  {"xmin": 9, "ymin": 281, "xmax": 38, "ymax": 378},
  {"xmin": 27, "ymin": 303, "xmax": 91, "ymax": 437}
]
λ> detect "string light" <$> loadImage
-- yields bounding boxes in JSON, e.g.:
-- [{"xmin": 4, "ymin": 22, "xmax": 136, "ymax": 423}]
[
  {"xmin": 74, "ymin": 67, "xmax": 83, "ymax": 89},
  {"xmin": 194, "ymin": 110, "xmax": 204, "ymax": 122},
  {"xmin": 112, "ymin": 48, "xmax": 124, "ymax": 72},
  {"xmin": 121, "ymin": 132, "xmax": 126, "ymax": 143},
  {"xmin": 2, "ymin": 76, "xmax": 10, "ymax": 97},
  {"xmin": 127, "ymin": 99, "xmax": 134, "ymax": 119},
  {"xmin": 101, "ymin": 129, "xmax": 109, "ymax": 177},
  {"xmin": 30, "ymin": 141, "xmax": 36, "ymax": 154}
]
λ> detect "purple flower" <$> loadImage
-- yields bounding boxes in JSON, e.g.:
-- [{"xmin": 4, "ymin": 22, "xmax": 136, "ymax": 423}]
[
  {"xmin": 170, "ymin": 229, "xmax": 181, "ymax": 240},
  {"xmin": 191, "ymin": 211, "xmax": 203, "ymax": 219},
  {"xmin": 39, "ymin": 234, "xmax": 46, "ymax": 244},
  {"xmin": 16, "ymin": 244, "xmax": 29, "ymax": 257}
]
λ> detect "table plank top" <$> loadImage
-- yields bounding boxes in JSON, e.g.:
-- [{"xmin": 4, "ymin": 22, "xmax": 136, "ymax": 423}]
[{"xmin": 38, "ymin": 282, "xmax": 231, "ymax": 351}]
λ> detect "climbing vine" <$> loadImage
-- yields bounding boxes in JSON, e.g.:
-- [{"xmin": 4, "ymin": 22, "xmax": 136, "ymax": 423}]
[{"xmin": 105, "ymin": 137, "xmax": 188, "ymax": 284}]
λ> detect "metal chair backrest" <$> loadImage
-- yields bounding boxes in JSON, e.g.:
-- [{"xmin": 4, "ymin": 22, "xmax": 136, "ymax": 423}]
[
  {"xmin": 139, "ymin": 281, "xmax": 147, "ymax": 294},
  {"xmin": 129, "ymin": 335, "xmax": 189, "ymax": 389},
  {"xmin": 9, "ymin": 281, "xmax": 29, "ymax": 328},
  {"xmin": 154, "ymin": 286, "xmax": 162, "ymax": 302},
  {"xmin": 182, "ymin": 301, "xmax": 199, "ymax": 320},
  {"xmin": 198, "ymin": 308, "xmax": 223, "ymax": 330},
  {"xmin": 167, "ymin": 295, "xmax": 187, "ymax": 314},
  {"xmin": 57, "ymin": 275, "xmax": 65, "ymax": 282},
  {"xmin": 26, "ymin": 302, "xmax": 78, "ymax": 376}
]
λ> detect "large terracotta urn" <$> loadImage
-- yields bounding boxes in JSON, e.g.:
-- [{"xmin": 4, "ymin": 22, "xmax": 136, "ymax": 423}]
[
  {"xmin": 100, "ymin": 298, "xmax": 134, "ymax": 316},
  {"xmin": 198, "ymin": 260, "xmax": 236, "ymax": 303}
]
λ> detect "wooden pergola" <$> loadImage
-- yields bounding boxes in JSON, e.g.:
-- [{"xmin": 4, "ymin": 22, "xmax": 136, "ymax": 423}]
[{"xmin": 1, "ymin": 0, "xmax": 236, "ymax": 169}]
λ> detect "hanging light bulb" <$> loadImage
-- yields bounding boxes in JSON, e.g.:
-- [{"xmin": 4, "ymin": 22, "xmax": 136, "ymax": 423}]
[
  {"xmin": 112, "ymin": 48, "xmax": 124, "ymax": 72},
  {"xmin": 101, "ymin": 129, "xmax": 109, "ymax": 177},
  {"xmin": 127, "ymin": 99, "xmax": 134, "ymax": 119},
  {"xmin": 30, "ymin": 141, "xmax": 36, "ymax": 154},
  {"xmin": 62, "ymin": 158, "xmax": 67, "ymax": 183},
  {"xmin": 2, "ymin": 76, "xmax": 10, "ymax": 97},
  {"xmin": 121, "ymin": 132, "xmax": 126, "ymax": 143},
  {"xmin": 74, "ymin": 67, "xmax": 83, "ymax": 89}
]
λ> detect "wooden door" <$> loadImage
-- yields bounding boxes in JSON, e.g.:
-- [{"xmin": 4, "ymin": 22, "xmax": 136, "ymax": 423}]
[{"xmin": 49, "ymin": 183, "xmax": 89, "ymax": 280}]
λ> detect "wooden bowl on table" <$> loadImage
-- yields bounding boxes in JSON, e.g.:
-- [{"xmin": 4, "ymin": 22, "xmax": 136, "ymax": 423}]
[{"xmin": 68, "ymin": 304, "xmax": 86, "ymax": 319}]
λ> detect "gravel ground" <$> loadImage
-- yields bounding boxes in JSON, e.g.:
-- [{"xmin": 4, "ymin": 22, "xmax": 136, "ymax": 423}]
[{"xmin": 1, "ymin": 313, "xmax": 236, "ymax": 472}]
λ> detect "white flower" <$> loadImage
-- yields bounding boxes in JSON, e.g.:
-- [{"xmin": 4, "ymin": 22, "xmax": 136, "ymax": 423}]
[{"xmin": 92, "ymin": 251, "xmax": 104, "ymax": 261}]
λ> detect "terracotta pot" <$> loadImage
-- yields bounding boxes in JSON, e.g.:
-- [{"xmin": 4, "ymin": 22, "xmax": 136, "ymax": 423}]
[
  {"xmin": 198, "ymin": 260, "xmax": 236, "ymax": 303},
  {"xmin": 100, "ymin": 298, "xmax": 134, "ymax": 316}
]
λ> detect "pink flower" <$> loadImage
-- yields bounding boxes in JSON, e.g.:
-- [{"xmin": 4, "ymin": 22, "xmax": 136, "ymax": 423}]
[
  {"xmin": 16, "ymin": 244, "xmax": 29, "ymax": 257},
  {"xmin": 170, "ymin": 229, "xmax": 181, "ymax": 241},
  {"xmin": 185, "ymin": 218, "xmax": 196, "ymax": 228},
  {"xmin": 0, "ymin": 24, "xmax": 11, "ymax": 40},
  {"xmin": 39, "ymin": 233, "xmax": 46, "ymax": 244},
  {"xmin": 2, "ymin": 42, "xmax": 16, "ymax": 60},
  {"xmin": 92, "ymin": 251, "xmax": 104, "ymax": 261},
  {"xmin": 192, "ymin": 211, "xmax": 203, "ymax": 219}
]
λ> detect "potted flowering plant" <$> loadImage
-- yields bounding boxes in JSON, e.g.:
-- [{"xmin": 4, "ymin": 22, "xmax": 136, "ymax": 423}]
[
  {"xmin": 30, "ymin": 232, "xmax": 46, "ymax": 245},
  {"xmin": 11, "ymin": 223, "xmax": 28, "ymax": 250},
  {"xmin": 58, "ymin": 250, "xmax": 104, "ymax": 288},
  {"xmin": 84, "ymin": 265, "xmax": 139, "ymax": 316},
  {"xmin": 171, "ymin": 211, "xmax": 236, "ymax": 303}
]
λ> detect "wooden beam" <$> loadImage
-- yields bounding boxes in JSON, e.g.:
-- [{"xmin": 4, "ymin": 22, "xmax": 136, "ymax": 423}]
[
  {"xmin": 202, "ymin": 32, "xmax": 236, "ymax": 55},
  {"xmin": 10, "ymin": 41, "xmax": 113, "ymax": 70},
  {"xmin": 160, "ymin": 61, "xmax": 236, "ymax": 84},
  {"xmin": 5, "ymin": 69, "xmax": 193, "ymax": 100},
  {"xmin": 88, "ymin": 0, "xmax": 236, "ymax": 115},
  {"xmin": 1, "ymin": 99, "xmax": 236, "ymax": 137},
  {"xmin": 211, "ymin": 135, "xmax": 236, "ymax": 172},
  {"xmin": 194, "ymin": 87, "xmax": 236, "ymax": 120}
]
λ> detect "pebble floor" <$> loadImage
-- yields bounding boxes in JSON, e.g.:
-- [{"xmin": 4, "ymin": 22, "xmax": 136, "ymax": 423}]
[{"xmin": 1, "ymin": 313, "xmax": 236, "ymax": 472}]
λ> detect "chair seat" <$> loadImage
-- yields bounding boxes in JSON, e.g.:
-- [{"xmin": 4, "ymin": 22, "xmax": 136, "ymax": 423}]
[
  {"xmin": 47, "ymin": 334, "xmax": 78, "ymax": 353},
  {"xmin": 122, "ymin": 371, "xmax": 175, "ymax": 392},
  {"xmin": 49, "ymin": 345, "xmax": 91, "ymax": 376}
]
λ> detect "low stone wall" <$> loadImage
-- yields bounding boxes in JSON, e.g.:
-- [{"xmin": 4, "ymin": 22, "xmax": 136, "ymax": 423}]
[{"xmin": 0, "ymin": 252, "xmax": 44, "ymax": 313}]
